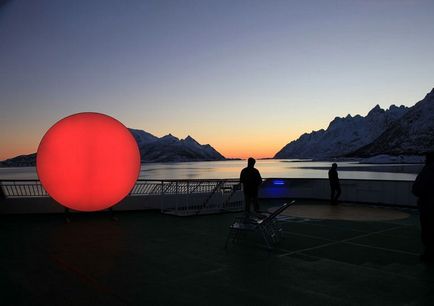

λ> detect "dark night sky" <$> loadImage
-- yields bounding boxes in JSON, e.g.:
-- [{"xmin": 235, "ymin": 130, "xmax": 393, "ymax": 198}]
[{"xmin": 1, "ymin": 0, "xmax": 434, "ymax": 159}]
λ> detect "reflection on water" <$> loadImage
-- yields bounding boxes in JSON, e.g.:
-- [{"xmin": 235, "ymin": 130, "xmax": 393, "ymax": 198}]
[{"xmin": 0, "ymin": 159, "xmax": 421, "ymax": 181}]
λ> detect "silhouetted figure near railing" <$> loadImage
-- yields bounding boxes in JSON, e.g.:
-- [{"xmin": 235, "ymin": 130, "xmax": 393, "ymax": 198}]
[
  {"xmin": 240, "ymin": 157, "xmax": 262, "ymax": 217},
  {"xmin": 412, "ymin": 152, "xmax": 434, "ymax": 264},
  {"xmin": 328, "ymin": 163, "xmax": 341, "ymax": 205}
]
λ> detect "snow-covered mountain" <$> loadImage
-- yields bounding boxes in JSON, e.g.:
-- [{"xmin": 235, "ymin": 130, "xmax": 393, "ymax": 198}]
[
  {"xmin": 274, "ymin": 104, "xmax": 409, "ymax": 159},
  {"xmin": 0, "ymin": 130, "xmax": 225, "ymax": 166},
  {"xmin": 129, "ymin": 130, "xmax": 225, "ymax": 162},
  {"xmin": 350, "ymin": 88, "xmax": 434, "ymax": 157}
]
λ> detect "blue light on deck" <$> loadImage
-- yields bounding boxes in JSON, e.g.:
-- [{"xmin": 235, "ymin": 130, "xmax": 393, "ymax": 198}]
[{"xmin": 261, "ymin": 179, "xmax": 289, "ymax": 198}]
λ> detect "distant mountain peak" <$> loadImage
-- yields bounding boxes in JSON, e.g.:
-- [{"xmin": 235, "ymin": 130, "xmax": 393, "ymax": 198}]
[
  {"xmin": 183, "ymin": 135, "xmax": 200, "ymax": 145},
  {"xmin": 387, "ymin": 104, "xmax": 407, "ymax": 112},
  {"xmin": 161, "ymin": 134, "xmax": 179, "ymax": 142},
  {"xmin": 367, "ymin": 104, "xmax": 384, "ymax": 116}
]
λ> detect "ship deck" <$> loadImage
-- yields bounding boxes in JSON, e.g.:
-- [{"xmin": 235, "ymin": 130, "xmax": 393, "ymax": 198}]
[{"xmin": 1, "ymin": 199, "xmax": 433, "ymax": 305}]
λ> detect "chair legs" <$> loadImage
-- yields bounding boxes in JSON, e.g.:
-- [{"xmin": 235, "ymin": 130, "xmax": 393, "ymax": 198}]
[{"xmin": 225, "ymin": 224, "xmax": 282, "ymax": 250}]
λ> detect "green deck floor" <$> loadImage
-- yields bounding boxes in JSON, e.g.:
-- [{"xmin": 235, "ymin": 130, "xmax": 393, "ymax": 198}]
[{"xmin": 1, "ymin": 200, "xmax": 433, "ymax": 306}]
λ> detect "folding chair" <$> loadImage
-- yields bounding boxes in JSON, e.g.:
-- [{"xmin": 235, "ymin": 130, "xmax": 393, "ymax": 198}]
[{"xmin": 225, "ymin": 200, "xmax": 295, "ymax": 250}]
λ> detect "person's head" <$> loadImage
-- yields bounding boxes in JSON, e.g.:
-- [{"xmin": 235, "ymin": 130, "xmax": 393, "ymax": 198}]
[
  {"xmin": 332, "ymin": 163, "xmax": 337, "ymax": 169},
  {"xmin": 247, "ymin": 157, "xmax": 256, "ymax": 167},
  {"xmin": 425, "ymin": 152, "xmax": 434, "ymax": 165}
]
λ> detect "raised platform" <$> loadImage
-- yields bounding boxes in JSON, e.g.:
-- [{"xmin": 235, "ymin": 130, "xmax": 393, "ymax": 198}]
[{"xmin": 1, "ymin": 200, "xmax": 432, "ymax": 305}]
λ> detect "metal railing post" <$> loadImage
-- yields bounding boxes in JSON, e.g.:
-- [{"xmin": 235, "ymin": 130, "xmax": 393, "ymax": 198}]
[
  {"xmin": 160, "ymin": 180, "xmax": 164, "ymax": 212},
  {"xmin": 175, "ymin": 181, "xmax": 179, "ymax": 213},
  {"xmin": 187, "ymin": 181, "xmax": 190, "ymax": 213}
]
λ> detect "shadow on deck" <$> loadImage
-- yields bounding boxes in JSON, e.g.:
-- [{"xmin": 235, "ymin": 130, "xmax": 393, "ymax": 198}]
[{"xmin": 0, "ymin": 199, "xmax": 433, "ymax": 305}]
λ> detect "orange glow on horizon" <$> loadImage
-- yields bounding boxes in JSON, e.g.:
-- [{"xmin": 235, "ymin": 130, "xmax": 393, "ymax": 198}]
[
  {"xmin": 217, "ymin": 147, "xmax": 278, "ymax": 160},
  {"xmin": 206, "ymin": 131, "xmax": 300, "ymax": 160},
  {"xmin": 1, "ymin": 145, "xmax": 280, "ymax": 161},
  {"xmin": 0, "ymin": 127, "xmax": 301, "ymax": 161},
  {"xmin": 0, "ymin": 139, "xmax": 299, "ymax": 161}
]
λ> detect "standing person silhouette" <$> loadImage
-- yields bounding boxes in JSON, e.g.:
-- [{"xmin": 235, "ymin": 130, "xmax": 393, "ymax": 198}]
[
  {"xmin": 328, "ymin": 163, "xmax": 341, "ymax": 205},
  {"xmin": 412, "ymin": 152, "xmax": 434, "ymax": 263},
  {"xmin": 240, "ymin": 157, "xmax": 262, "ymax": 217}
]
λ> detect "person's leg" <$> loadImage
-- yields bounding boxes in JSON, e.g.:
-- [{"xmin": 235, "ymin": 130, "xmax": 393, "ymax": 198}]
[
  {"xmin": 330, "ymin": 185, "xmax": 336, "ymax": 204},
  {"xmin": 425, "ymin": 206, "xmax": 434, "ymax": 258},
  {"xmin": 253, "ymin": 195, "xmax": 260, "ymax": 212},
  {"xmin": 244, "ymin": 193, "xmax": 251, "ymax": 216},
  {"xmin": 419, "ymin": 204, "xmax": 434, "ymax": 262},
  {"xmin": 420, "ymin": 212, "xmax": 429, "ymax": 254},
  {"xmin": 335, "ymin": 185, "xmax": 342, "ymax": 203}
]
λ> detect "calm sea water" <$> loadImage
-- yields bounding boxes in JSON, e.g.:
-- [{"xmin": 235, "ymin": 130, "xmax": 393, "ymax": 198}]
[{"xmin": 0, "ymin": 159, "xmax": 421, "ymax": 181}]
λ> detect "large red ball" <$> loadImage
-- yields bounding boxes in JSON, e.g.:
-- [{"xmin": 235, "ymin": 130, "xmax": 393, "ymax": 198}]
[{"xmin": 37, "ymin": 113, "xmax": 140, "ymax": 211}]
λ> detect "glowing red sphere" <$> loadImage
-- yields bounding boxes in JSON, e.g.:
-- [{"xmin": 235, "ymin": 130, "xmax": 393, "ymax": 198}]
[{"xmin": 37, "ymin": 113, "xmax": 140, "ymax": 211}]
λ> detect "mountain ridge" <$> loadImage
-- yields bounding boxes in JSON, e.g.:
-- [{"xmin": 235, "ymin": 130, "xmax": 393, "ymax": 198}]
[
  {"xmin": 0, "ymin": 129, "xmax": 225, "ymax": 166},
  {"xmin": 274, "ymin": 103, "xmax": 409, "ymax": 159},
  {"xmin": 275, "ymin": 88, "xmax": 434, "ymax": 159},
  {"xmin": 129, "ymin": 129, "xmax": 225, "ymax": 163},
  {"xmin": 348, "ymin": 88, "xmax": 434, "ymax": 157}
]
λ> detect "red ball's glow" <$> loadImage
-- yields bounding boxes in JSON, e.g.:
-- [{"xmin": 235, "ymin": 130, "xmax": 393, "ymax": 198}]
[{"xmin": 37, "ymin": 113, "xmax": 140, "ymax": 211}]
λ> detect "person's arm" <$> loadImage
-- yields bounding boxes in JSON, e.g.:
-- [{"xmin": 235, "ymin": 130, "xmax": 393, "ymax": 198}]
[
  {"xmin": 330, "ymin": 170, "xmax": 338, "ymax": 182},
  {"xmin": 256, "ymin": 170, "xmax": 262, "ymax": 186}
]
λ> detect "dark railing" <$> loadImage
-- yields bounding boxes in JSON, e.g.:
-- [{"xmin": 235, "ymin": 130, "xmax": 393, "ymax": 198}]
[
  {"xmin": 0, "ymin": 179, "xmax": 241, "ymax": 198},
  {"xmin": 0, "ymin": 180, "xmax": 48, "ymax": 198},
  {"xmin": 0, "ymin": 179, "xmax": 244, "ymax": 216},
  {"xmin": 0, "ymin": 178, "xmax": 418, "ymax": 215}
]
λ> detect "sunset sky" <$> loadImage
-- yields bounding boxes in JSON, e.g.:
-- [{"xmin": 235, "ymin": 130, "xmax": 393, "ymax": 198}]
[{"xmin": 1, "ymin": 0, "xmax": 434, "ymax": 160}]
